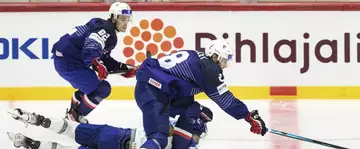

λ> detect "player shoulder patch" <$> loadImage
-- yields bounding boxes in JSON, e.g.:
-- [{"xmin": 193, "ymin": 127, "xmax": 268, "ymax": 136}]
[{"xmin": 217, "ymin": 83, "xmax": 229, "ymax": 95}]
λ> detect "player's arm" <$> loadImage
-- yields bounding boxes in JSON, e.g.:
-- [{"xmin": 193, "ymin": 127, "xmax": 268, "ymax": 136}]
[
  {"xmin": 81, "ymin": 28, "xmax": 110, "ymax": 80},
  {"xmin": 201, "ymin": 68, "xmax": 267, "ymax": 136},
  {"xmin": 202, "ymin": 73, "xmax": 249, "ymax": 120},
  {"xmin": 82, "ymin": 29, "xmax": 104, "ymax": 67},
  {"xmin": 82, "ymin": 28, "xmax": 135, "ymax": 80}
]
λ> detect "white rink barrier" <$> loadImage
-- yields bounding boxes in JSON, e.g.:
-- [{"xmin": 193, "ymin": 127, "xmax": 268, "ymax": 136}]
[{"xmin": 1, "ymin": 3, "xmax": 360, "ymax": 100}]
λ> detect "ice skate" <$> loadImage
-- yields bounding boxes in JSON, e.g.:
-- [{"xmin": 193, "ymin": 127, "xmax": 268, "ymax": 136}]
[
  {"xmin": 7, "ymin": 132, "xmax": 40, "ymax": 149},
  {"xmin": 8, "ymin": 108, "xmax": 51, "ymax": 128},
  {"xmin": 65, "ymin": 108, "xmax": 88, "ymax": 124}
]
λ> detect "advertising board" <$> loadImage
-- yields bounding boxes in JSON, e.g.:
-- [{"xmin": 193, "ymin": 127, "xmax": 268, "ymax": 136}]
[{"xmin": 2, "ymin": 3, "xmax": 360, "ymax": 99}]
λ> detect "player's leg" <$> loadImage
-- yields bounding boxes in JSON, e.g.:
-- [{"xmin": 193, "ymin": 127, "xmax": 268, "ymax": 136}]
[
  {"xmin": 168, "ymin": 96, "xmax": 199, "ymax": 118},
  {"xmin": 168, "ymin": 97, "xmax": 201, "ymax": 149},
  {"xmin": 54, "ymin": 57, "xmax": 111, "ymax": 123},
  {"xmin": 9, "ymin": 108, "xmax": 135, "ymax": 149},
  {"xmin": 169, "ymin": 99, "xmax": 213, "ymax": 149},
  {"xmin": 134, "ymin": 81, "xmax": 170, "ymax": 149},
  {"xmin": 9, "ymin": 108, "xmax": 79, "ymax": 139},
  {"xmin": 66, "ymin": 81, "xmax": 110, "ymax": 123},
  {"xmin": 7, "ymin": 132, "xmax": 80, "ymax": 149},
  {"xmin": 74, "ymin": 123, "xmax": 134, "ymax": 149}
]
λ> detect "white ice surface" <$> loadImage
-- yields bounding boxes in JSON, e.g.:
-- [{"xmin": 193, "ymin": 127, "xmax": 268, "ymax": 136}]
[{"xmin": 1, "ymin": 100, "xmax": 359, "ymax": 149}]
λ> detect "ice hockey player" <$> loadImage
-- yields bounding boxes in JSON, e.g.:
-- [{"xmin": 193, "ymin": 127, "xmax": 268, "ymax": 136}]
[
  {"xmin": 52, "ymin": 2, "xmax": 137, "ymax": 123},
  {"xmin": 6, "ymin": 104, "xmax": 212, "ymax": 149},
  {"xmin": 134, "ymin": 39, "xmax": 267, "ymax": 149}
]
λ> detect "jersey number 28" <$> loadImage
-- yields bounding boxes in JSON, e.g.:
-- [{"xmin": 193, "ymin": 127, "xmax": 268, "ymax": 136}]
[{"xmin": 159, "ymin": 51, "xmax": 190, "ymax": 69}]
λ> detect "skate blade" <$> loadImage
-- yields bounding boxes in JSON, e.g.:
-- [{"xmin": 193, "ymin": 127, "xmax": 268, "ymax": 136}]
[
  {"xmin": 7, "ymin": 132, "xmax": 27, "ymax": 148},
  {"xmin": 7, "ymin": 132, "xmax": 16, "ymax": 142},
  {"xmin": 7, "ymin": 110, "xmax": 21, "ymax": 118},
  {"xmin": 7, "ymin": 110, "xmax": 30, "ymax": 128}
]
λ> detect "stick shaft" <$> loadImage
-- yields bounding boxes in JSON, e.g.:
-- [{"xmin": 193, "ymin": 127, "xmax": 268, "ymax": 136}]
[{"xmin": 269, "ymin": 129, "xmax": 349, "ymax": 149}]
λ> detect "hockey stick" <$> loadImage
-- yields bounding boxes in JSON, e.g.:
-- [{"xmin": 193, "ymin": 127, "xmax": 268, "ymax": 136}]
[
  {"xmin": 108, "ymin": 63, "xmax": 137, "ymax": 75},
  {"xmin": 108, "ymin": 69, "xmax": 129, "ymax": 75},
  {"xmin": 267, "ymin": 128, "xmax": 349, "ymax": 149},
  {"xmin": 108, "ymin": 51, "xmax": 151, "ymax": 75}
]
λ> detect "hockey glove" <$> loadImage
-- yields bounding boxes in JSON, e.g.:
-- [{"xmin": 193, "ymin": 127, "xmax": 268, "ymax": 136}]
[
  {"xmin": 199, "ymin": 105, "xmax": 213, "ymax": 123},
  {"xmin": 92, "ymin": 57, "xmax": 108, "ymax": 81},
  {"xmin": 121, "ymin": 64, "xmax": 137, "ymax": 78},
  {"xmin": 245, "ymin": 110, "xmax": 267, "ymax": 136}
]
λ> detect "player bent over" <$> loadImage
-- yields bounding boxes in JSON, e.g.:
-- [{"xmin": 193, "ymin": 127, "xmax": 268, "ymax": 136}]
[
  {"xmin": 134, "ymin": 39, "xmax": 267, "ymax": 149},
  {"xmin": 6, "ymin": 105, "xmax": 212, "ymax": 149},
  {"xmin": 52, "ymin": 2, "xmax": 137, "ymax": 124}
]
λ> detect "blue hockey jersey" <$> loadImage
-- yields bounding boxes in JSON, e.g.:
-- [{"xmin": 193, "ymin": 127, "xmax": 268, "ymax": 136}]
[
  {"xmin": 136, "ymin": 50, "xmax": 249, "ymax": 120},
  {"xmin": 51, "ymin": 18, "xmax": 118, "ymax": 69}
]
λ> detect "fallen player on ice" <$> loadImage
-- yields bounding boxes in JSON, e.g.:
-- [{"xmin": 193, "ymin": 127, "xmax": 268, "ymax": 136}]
[{"xmin": 6, "ymin": 108, "xmax": 210, "ymax": 149}]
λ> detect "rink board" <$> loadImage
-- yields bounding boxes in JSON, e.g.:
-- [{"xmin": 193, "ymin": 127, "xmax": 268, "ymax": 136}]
[{"xmin": 2, "ymin": 2, "xmax": 360, "ymax": 100}]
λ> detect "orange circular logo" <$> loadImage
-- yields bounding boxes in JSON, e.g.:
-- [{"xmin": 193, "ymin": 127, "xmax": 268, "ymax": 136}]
[{"xmin": 123, "ymin": 18, "xmax": 184, "ymax": 66}]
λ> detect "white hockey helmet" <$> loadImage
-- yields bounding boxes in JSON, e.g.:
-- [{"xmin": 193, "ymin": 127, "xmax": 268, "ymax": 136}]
[
  {"xmin": 108, "ymin": 2, "xmax": 132, "ymax": 21},
  {"xmin": 205, "ymin": 39, "xmax": 234, "ymax": 68}
]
